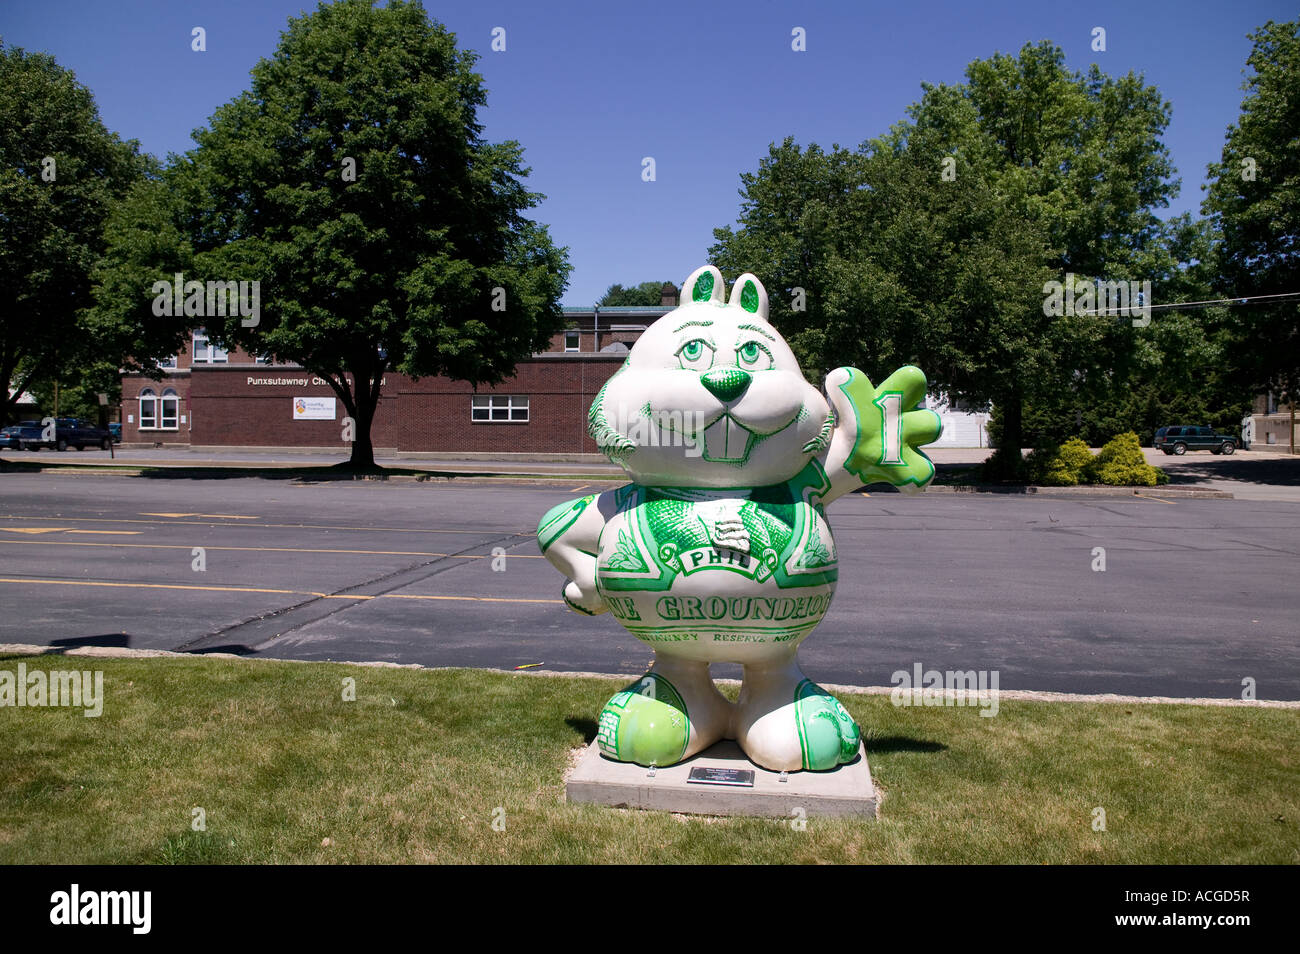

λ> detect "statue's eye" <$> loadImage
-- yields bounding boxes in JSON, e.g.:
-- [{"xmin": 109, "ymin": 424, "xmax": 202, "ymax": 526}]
[
  {"xmin": 677, "ymin": 338, "xmax": 714, "ymax": 370},
  {"xmin": 736, "ymin": 340, "xmax": 773, "ymax": 369}
]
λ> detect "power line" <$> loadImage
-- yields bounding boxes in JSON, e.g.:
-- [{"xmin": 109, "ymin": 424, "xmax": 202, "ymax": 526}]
[{"xmin": 1074, "ymin": 290, "xmax": 1300, "ymax": 317}]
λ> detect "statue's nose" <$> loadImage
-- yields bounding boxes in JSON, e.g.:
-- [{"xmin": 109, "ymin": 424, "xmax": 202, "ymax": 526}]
[{"xmin": 700, "ymin": 367, "xmax": 752, "ymax": 403}]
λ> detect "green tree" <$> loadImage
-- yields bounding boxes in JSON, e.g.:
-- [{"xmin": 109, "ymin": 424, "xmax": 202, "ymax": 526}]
[
  {"xmin": 712, "ymin": 42, "xmax": 1185, "ymax": 475},
  {"xmin": 0, "ymin": 43, "xmax": 146, "ymax": 421},
  {"xmin": 28, "ymin": 359, "xmax": 122, "ymax": 425},
  {"xmin": 86, "ymin": 173, "xmax": 197, "ymax": 378},
  {"xmin": 177, "ymin": 0, "xmax": 569, "ymax": 467},
  {"xmin": 710, "ymin": 139, "xmax": 877, "ymax": 378},
  {"xmin": 1014, "ymin": 214, "xmax": 1251, "ymax": 446},
  {"xmin": 1203, "ymin": 19, "xmax": 1300, "ymax": 452},
  {"xmin": 597, "ymin": 281, "xmax": 672, "ymax": 307}
]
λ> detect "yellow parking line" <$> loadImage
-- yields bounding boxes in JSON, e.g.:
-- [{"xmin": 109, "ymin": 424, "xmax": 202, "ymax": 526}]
[
  {"xmin": 1133, "ymin": 495, "xmax": 1178, "ymax": 505},
  {"xmin": 0, "ymin": 514, "xmax": 522, "ymax": 535},
  {"xmin": 140, "ymin": 513, "xmax": 259, "ymax": 519},
  {"xmin": 0, "ymin": 527, "xmax": 141, "ymax": 536},
  {"xmin": 0, "ymin": 577, "xmax": 315, "ymax": 597},
  {"xmin": 0, "ymin": 539, "xmax": 545, "ymax": 558},
  {"xmin": 0, "ymin": 540, "xmax": 457, "ymax": 557},
  {"xmin": 383, "ymin": 593, "xmax": 564, "ymax": 604},
  {"xmin": 0, "ymin": 576, "xmax": 564, "ymax": 604}
]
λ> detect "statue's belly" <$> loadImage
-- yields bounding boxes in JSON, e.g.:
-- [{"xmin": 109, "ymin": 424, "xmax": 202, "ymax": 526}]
[{"xmin": 594, "ymin": 495, "xmax": 837, "ymax": 662}]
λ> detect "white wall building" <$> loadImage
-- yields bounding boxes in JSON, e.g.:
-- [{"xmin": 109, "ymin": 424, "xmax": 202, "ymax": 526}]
[{"xmin": 926, "ymin": 392, "xmax": 991, "ymax": 448}]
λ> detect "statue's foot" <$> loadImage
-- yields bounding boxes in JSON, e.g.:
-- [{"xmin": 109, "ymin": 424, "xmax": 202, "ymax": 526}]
[
  {"xmin": 595, "ymin": 659, "xmax": 731, "ymax": 767},
  {"xmin": 736, "ymin": 659, "xmax": 861, "ymax": 772}
]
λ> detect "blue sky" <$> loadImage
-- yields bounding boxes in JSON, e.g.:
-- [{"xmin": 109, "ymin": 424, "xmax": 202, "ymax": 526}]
[{"xmin": 1, "ymin": 0, "xmax": 1291, "ymax": 304}]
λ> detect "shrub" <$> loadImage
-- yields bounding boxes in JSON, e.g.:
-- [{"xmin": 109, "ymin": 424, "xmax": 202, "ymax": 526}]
[
  {"xmin": 998, "ymin": 432, "xmax": 1170, "ymax": 486},
  {"xmin": 1088, "ymin": 431, "xmax": 1168, "ymax": 486},
  {"xmin": 1027, "ymin": 438, "xmax": 1093, "ymax": 486}
]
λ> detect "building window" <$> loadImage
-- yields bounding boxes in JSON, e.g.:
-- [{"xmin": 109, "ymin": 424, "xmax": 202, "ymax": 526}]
[
  {"xmin": 160, "ymin": 388, "xmax": 179, "ymax": 429},
  {"xmin": 565, "ymin": 330, "xmax": 580, "ymax": 352},
  {"xmin": 139, "ymin": 388, "xmax": 157, "ymax": 429},
  {"xmin": 140, "ymin": 387, "xmax": 180, "ymax": 430},
  {"xmin": 193, "ymin": 330, "xmax": 228, "ymax": 364},
  {"xmin": 471, "ymin": 395, "xmax": 529, "ymax": 422},
  {"xmin": 157, "ymin": 354, "xmax": 177, "ymax": 370}
]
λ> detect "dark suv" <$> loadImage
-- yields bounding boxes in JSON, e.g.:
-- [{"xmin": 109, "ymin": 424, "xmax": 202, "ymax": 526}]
[{"xmin": 1153, "ymin": 425, "xmax": 1237, "ymax": 456}]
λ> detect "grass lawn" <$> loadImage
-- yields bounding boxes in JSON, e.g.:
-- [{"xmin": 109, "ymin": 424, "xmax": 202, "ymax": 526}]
[{"xmin": 1, "ymin": 653, "xmax": 1296, "ymax": 864}]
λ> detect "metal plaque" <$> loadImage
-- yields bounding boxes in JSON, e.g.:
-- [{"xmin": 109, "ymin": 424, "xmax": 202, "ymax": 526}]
[{"xmin": 687, "ymin": 766, "xmax": 755, "ymax": 787}]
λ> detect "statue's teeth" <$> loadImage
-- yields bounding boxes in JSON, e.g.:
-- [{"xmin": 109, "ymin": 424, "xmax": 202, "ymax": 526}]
[{"xmin": 704, "ymin": 414, "xmax": 748, "ymax": 461}]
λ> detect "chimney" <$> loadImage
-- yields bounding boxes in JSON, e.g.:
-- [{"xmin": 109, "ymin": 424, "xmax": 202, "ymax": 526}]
[{"xmin": 660, "ymin": 282, "xmax": 679, "ymax": 308}]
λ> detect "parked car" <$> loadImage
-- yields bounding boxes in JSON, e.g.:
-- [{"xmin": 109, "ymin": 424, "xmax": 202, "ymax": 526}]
[
  {"xmin": 1153, "ymin": 425, "xmax": 1237, "ymax": 456},
  {"xmin": 0, "ymin": 421, "xmax": 45, "ymax": 451},
  {"xmin": 0, "ymin": 418, "xmax": 113, "ymax": 451}
]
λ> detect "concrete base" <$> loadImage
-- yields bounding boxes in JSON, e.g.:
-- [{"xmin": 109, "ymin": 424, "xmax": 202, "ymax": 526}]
[{"xmin": 566, "ymin": 739, "xmax": 877, "ymax": 819}]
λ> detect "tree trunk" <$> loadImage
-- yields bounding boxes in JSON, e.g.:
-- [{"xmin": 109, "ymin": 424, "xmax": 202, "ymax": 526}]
[
  {"xmin": 318, "ymin": 369, "xmax": 377, "ymax": 471},
  {"xmin": 347, "ymin": 383, "xmax": 378, "ymax": 470},
  {"xmin": 1000, "ymin": 394, "xmax": 1023, "ymax": 458},
  {"xmin": 986, "ymin": 390, "xmax": 1024, "ymax": 480}
]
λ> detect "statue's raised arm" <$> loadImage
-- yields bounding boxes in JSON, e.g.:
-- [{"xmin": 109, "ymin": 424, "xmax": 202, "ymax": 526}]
[{"xmin": 816, "ymin": 364, "xmax": 944, "ymax": 506}]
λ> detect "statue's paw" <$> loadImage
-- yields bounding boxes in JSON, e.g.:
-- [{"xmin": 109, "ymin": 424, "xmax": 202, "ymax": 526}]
[
  {"xmin": 823, "ymin": 365, "xmax": 942, "ymax": 491},
  {"xmin": 562, "ymin": 580, "xmax": 606, "ymax": 616},
  {"xmin": 793, "ymin": 681, "xmax": 861, "ymax": 770},
  {"xmin": 594, "ymin": 673, "xmax": 691, "ymax": 767},
  {"xmin": 740, "ymin": 679, "xmax": 861, "ymax": 772}
]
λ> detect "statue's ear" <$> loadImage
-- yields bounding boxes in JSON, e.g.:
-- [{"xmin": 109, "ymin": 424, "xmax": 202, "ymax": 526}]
[
  {"xmin": 727, "ymin": 272, "xmax": 768, "ymax": 320},
  {"xmin": 682, "ymin": 265, "xmax": 726, "ymax": 306}
]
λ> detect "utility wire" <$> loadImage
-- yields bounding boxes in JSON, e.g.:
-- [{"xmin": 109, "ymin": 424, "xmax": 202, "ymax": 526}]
[{"xmin": 1074, "ymin": 290, "xmax": 1300, "ymax": 316}]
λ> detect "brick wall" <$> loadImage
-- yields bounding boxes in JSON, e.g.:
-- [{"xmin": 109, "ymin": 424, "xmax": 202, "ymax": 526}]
[
  {"xmin": 120, "ymin": 355, "xmax": 626, "ymax": 453},
  {"xmin": 119, "ymin": 374, "xmax": 192, "ymax": 445}
]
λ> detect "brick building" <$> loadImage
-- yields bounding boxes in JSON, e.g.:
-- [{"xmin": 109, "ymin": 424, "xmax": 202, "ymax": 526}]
[
  {"xmin": 117, "ymin": 280, "xmax": 1001, "ymax": 453},
  {"xmin": 118, "ymin": 288, "xmax": 679, "ymax": 455}
]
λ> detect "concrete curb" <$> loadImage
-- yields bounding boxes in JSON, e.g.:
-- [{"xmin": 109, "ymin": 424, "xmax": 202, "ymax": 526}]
[
  {"xmin": 926, "ymin": 484, "xmax": 1234, "ymax": 499},
  {"xmin": 3, "ymin": 643, "xmax": 1294, "ymax": 708},
  {"xmin": 0, "ymin": 465, "xmax": 148, "ymax": 477}
]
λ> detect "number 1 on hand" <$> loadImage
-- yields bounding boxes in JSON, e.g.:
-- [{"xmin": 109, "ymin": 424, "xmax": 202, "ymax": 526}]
[{"xmin": 874, "ymin": 392, "xmax": 904, "ymax": 466}]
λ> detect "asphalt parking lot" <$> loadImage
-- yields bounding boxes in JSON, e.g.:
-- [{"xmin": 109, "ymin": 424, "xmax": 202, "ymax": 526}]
[
  {"xmin": 1, "ymin": 471, "xmax": 1297, "ymax": 699},
  {"xmin": 15, "ymin": 442, "xmax": 1300, "ymax": 500}
]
